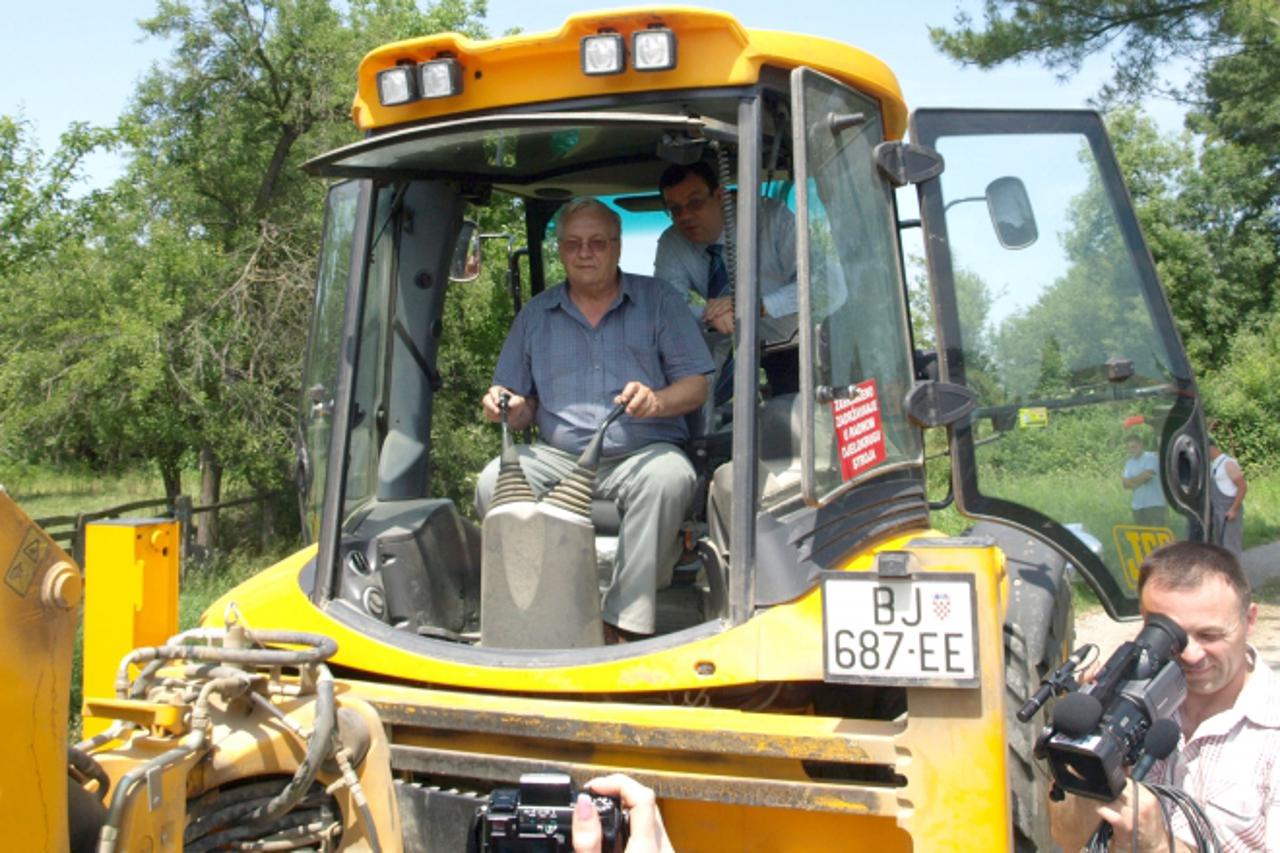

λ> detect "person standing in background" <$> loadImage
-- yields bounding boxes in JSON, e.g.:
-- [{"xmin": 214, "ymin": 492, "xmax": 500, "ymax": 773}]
[
  {"xmin": 1209, "ymin": 438, "xmax": 1247, "ymax": 557},
  {"xmin": 1122, "ymin": 432, "xmax": 1167, "ymax": 526}
]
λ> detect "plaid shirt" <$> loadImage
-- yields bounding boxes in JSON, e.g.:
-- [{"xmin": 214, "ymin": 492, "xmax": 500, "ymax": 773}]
[
  {"xmin": 1147, "ymin": 648, "xmax": 1279, "ymax": 851},
  {"xmin": 493, "ymin": 271, "xmax": 713, "ymax": 456}
]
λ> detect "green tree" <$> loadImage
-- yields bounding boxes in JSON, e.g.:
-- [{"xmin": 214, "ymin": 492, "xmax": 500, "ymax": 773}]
[
  {"xmin": 0, "ymin": 0, "xmax": 491, "ymax": 546},
  {"xmin": 1201, "ymin": 313, "xmax": 1280, "ymax": 467},
  {"xmin": 119, "ymin": 0, "xmax": 488, "ymax": 536},
  {"xmin": 0, "ymin": 118, "xmax": 113, "ymax": 271},
  {"xmin": 931, "ymin": 1, "xmax": 1279, "ymax": 376},
  {"xmin": 930, "ymin": 1, "xmax": 1246, "ymax": 97}
]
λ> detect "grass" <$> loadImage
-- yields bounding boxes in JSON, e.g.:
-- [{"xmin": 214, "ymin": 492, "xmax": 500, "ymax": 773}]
[
  {"xmin": 1, "ymin": 463, "xmax": 175, "ymax": 520},
  {"xmin": 1071, "ymin": 579, "xmax": 1102, "ymax": 613},
  {"xmin": 924, "ymin": 463, "xmax": 1280, "ymax": 615},
  {"xmin": 179, "ymin": 542, "xmax": 295, "ymax": 629},
  {"xmin": 1240, "ymin": 473, "xmax": 1280, "ymax": 552}
]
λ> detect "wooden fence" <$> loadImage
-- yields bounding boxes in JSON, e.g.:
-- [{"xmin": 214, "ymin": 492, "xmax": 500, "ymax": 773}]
[{"xmin": 35, "ymin": 493, "xmax": 282, "ymax": 570}]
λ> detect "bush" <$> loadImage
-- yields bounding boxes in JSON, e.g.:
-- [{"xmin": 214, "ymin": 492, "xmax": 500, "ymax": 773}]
[{"xmin": 1202, "ymin": 313, "xmax": 1280, "ymax": 469}]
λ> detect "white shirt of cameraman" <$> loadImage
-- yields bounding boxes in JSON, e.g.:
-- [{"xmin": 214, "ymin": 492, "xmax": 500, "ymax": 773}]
[
  {"xmin": 1135, "ymin": 567, "xmax": 1275, "ymax": 853},
  {"xmin": 1145, "ymin": 645, "xmax": 1279, "ymax": 851}
]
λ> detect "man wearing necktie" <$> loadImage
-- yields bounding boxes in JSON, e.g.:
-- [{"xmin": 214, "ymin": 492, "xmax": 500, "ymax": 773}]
[{"xmin": 653, "ymin": 160, "xmax": 800, "ymax": 402}]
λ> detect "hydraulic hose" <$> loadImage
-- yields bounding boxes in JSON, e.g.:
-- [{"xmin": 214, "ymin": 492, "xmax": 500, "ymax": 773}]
[
  {"xmin": 74, "ymin": 721, "xmax": 140, "ymax": 756},
  {"xmin": 333, "ymin": 743, "xmax": 383, "ymax": 853},
  {"xmin": 114, "ymin": 630, "xmax": 337, "ymax": 697},
  {"xmin": 243, "ymin": 666, "xmax": 337, "ymax": 827}
]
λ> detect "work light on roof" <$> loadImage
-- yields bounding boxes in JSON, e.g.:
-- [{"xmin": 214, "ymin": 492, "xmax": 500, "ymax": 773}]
[
  {"xmin": 419, "ymin": 58, "xmax": 462, "ymax": 99},
  {"xmin": 581, "ymin": 32, "xmax": 625, "ymax": 75},
  {"xmin": 376, "ymin": 65, "xmax": 417, "ymax": 106},
  {"xmin": 633, "ymin": 28, "xmax": 676, "ymax": 71}
]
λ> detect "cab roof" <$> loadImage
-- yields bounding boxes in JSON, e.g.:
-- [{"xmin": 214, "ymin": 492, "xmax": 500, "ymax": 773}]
[{"xmin": 352, "ymin": 6, "xmax": 907, "ymax": 140}]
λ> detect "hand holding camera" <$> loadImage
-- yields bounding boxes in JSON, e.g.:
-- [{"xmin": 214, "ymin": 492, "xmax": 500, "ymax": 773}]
[
  {"xmin": 573, "ymin": 774, "xmax": 674, "ymax": 853},
  {"xmin": 474, "ymin": 771, "xmax": 672, "ymax": 853}
]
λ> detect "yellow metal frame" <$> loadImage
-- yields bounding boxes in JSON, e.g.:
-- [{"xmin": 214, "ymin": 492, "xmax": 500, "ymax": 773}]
[
  {"xmin": 0, "ymin": 491, "xmax": 81, "ymax": 851},
  {"xmin": 68, "ymin": 9, "xmax": 1034, "ymax": 849},
  {"xmin": 352, "ymin": 6, "xmax": 907, "ymax": 139},
  {"xmin": 81, "ymin": 517, "xmax": 180, "ymax": 737}
]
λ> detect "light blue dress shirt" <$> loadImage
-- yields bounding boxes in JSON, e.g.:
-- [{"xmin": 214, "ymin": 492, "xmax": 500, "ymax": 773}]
[
  {"xmin": 653, "ymin": 197, "xmax": 798, "ymax": 344},
  {"xmin": 1124, "ymin": 451, "xmax": 1164, "ymax": 509}
]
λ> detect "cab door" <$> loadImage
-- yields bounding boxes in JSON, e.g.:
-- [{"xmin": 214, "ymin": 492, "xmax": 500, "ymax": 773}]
[{"xmin": 911, "ymin": 110, "xmax": 1207, "ymax": 618}]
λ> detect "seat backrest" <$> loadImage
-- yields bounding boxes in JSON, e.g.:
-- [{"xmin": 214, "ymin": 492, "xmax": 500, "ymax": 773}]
[{"xmin": 758, "ymin": 393, "xmax": 801, "ymax": 462}]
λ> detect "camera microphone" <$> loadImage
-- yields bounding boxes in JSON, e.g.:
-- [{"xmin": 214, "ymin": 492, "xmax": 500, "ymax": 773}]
[
  {"xmin": 1017, "ymin": 644, "xmax": 1096, "ymax": 723},
  {"xmin": 1133, "ymin": 718, "xmax": 1180, "ymax": 782},
  {"xmin": 1052, "ymin": 692, "xmax": 1103, "ymax": 738}
]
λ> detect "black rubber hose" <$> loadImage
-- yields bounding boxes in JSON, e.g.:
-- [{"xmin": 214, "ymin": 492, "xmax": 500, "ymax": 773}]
[
  {"xmin": 68, "ymin": 746, "xmax": 110, "ymax": 801},
  {"xmin": 186, "ymin": 790, "xmax": 330, "ymax": 844},
  {"xmin": 185, "ymin": 807, "xmax": 337, "ymax": 853},
  {"xmin": 242, "ymin": 668, "xmax": 337, "ymax": 828},
  {"xmin": 115, "ymin": 630, "xmax": 337, "ymax": 697}
]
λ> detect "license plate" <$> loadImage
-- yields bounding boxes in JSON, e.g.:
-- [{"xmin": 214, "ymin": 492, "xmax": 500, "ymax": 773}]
[{"xmin": 822, "ymin": 573, "xmax": 979, "ymax": 688}]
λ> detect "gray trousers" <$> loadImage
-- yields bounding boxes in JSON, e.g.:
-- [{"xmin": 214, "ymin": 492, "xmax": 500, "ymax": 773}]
[
  {"xmin": 1211, "ymin": 493, "xmax": 1244, "ymax": 558},
  {"xmin": 475, "ymin": 442, "xmax": 695, "ymax": 634}
]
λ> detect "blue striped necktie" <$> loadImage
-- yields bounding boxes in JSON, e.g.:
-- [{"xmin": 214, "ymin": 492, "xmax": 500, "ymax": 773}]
[
  {"xmin": 706, "ymin": 244, "xmax": 733, "ymax": 405},
  {"xmin": 706, "ymin": 243, "xmax": 728, "ymax": 298}
]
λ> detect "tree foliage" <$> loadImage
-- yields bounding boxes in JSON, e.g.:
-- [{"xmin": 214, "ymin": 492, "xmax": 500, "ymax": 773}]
[
  {"xmin": 931, "ymin": 1, "xmax": 1239, "ymax": 98},
  {"xmin": 1201, "ymin": 312, "xmax": 1280, "ymax": 466},
  {"xmin": 932, "ymin": 0, "xmax": 1280, "ymax": 454},
  {"xmin": 0, "ymin": 118, "xmax": 114, "ymax": 271},
  {"xmin": 0, "ymin": 0, "xmax": 489, "ymax": 519}
]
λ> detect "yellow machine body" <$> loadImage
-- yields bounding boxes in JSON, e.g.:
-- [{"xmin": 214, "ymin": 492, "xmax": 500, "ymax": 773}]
[
  {"xmin": 84, "ymin": 690, "xmax": 400, "ymax": 852},
  {"xmin": 199, "ymin": 533, "xmax": 1019, "ymax": 851},
  {"xmin": 350, "ymin": 7, "xmax": 908, "ymax": 139},
  {"xmin": 0, "ymin": 490, "xmax": 81, "ymax": 852},
  {"xmin": 63, "ymin": 7, "xmax": 1132, "ymax": 851}
]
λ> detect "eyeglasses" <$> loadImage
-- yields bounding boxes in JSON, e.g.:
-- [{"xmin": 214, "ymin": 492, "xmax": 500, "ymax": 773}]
[
  {"xmin": 664, "ymin": 193, "xmax": 712, "ymax": 219},
  {"xmin": 558, "ymin": 237, "xmax": 618, "ymax": 254}
]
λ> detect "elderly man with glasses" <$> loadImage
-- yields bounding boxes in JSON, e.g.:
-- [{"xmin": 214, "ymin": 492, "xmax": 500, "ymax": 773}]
[
  {"xmin": 475, "ymin": 197, "xmax": 713, "ymax": 643},
  {"xmin": 654, "ymin": 160, "xmax": 799, "ymax": 402}
]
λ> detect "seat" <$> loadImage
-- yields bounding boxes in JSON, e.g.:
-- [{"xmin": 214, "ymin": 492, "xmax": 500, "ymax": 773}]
[{"xmin": 706, "ymin": 393, "xmax": 801, "ymax": 554}]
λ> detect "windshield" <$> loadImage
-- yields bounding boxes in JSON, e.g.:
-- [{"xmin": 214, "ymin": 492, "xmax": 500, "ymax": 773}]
[
  {"xmin": 308, "ymin": 88, "xmax": 924, "ymax": 654},
  {"xmin": 300, "ymin": 182, "xmax": 361, "ymax": 542}
]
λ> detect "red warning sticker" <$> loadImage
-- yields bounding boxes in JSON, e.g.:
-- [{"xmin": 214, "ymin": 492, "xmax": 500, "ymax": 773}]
[{"xmin": 832, "ymin": 379, "xmax": 886, "ymax": 481}]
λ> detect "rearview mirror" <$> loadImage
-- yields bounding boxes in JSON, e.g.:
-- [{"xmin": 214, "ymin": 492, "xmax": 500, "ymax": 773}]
[
  {"xmin": 449, "ymin": 220, "xmax": 481, "ymax": 282},
  {"xmin": 986, "ymin": 176, "xmax": 1038, "ymax": 250}
]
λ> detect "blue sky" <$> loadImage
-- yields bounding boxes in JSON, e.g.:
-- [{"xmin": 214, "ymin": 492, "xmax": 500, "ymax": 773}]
[{"xmin": 1, "ymin": 0, "xmax": 1190, "ymax": 191}]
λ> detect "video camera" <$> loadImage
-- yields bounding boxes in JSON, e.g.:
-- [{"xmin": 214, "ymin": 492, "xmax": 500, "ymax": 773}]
[
  {"xmin": 1021, "ymin": 613, "xmax": 1188, "ymax": 801},
  {"xmin": 471, "ymin": 772, "xmax": 628, "ymax": 852}
]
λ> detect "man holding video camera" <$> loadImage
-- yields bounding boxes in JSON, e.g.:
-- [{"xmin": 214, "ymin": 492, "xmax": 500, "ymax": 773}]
[{"xmin": 1050, "ymin": 541, "xmax": 1279, "ymax": 851}]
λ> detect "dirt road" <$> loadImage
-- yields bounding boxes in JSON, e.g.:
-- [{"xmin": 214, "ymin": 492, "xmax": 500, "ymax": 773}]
[{"xmin": 1074, "ymin": 602, "xmax": 1280, "ymax": 670}]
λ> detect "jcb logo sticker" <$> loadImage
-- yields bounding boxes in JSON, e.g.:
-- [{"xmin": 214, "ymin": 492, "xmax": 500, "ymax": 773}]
[{"xmin": 1112, "ymin": 525, "xmax": 1175, "ymax": 590}]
